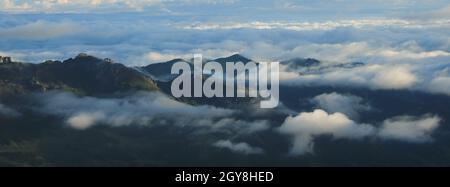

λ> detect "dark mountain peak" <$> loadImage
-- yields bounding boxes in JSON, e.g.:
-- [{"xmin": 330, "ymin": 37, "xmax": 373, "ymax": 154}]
[
  {"xmin": 283, "ymin": 57, "xmax": 320, "ymax": 64},
  {"xmin": 350, "ymin": 61, "xmax": 365, "ymax": 66},
  {"xmin": 331, "ymin": 61, "xmax": 365, "ymax": 69},
  {"xmin": 69, "ymin": 53, "xmax": 102, "ymax": 62},
  {"xmin": 63, "ymin": 54, "xmax": 117, "ymax": 67},
  {"xmin": 143, "ymin": 58, "xmax": 187, "ymax": 68},
  {"xmin": 43, "ymin": 60, "xmax": 62, "ymax": 65},
  {"xmin": 214, "ymin": 54, "xmax": 252, "ymax": 63},
  {"xmin": 165, "ymin": 58, "xmax": 188, "ymax": 64},
  {"xmin": 142, "ymin": 58, "xmax": 192, "ymax": 81},
  {"xmin": 76, "ymin": 53, "xmax": 90, "ymax": 58},
  {"xmin": 281, "ymin": 57, "xmax": 321, "ymax": 67}
]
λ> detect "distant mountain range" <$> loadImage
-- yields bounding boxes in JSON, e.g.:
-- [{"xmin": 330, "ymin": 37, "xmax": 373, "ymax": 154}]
[
  {"xmin": 139, "ymin": 54, "xmax": 254, "ymax": 82},
  {"xmin": 0, "ymin": 53, "xmax": 365, "ymax": 100}
]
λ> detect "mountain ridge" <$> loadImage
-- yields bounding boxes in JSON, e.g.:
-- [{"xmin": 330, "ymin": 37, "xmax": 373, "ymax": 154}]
[
  {"xmin": 0, "ymin": 53, "xmax": 365, "ymax": 99},
  {"xmin": 0, "ymin": 54, "xmax": 159, "ymax": 98}
]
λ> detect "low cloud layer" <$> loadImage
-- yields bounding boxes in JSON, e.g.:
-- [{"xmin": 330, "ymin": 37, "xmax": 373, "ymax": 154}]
[
  {"xmin": 427, "ymin": 73, "xmax": 450, "ymax": 96},
  {"xmin": 34, "ymin": 91, "xmax": 270, "ymax": 136},
  {"xmin": 379, "ymin": 115, "xmax": 441, "ymax": 143},
  {"xmin": 180, "ymin": 19, "xmax": 450, "ymax": 31},
  {"xmin": 213, "ymin": 140, "xmax": 264, "ymax": 155},
  {"xmin": 282, "ymin": 64, "xmax": 419, "ymax": 90},
  {"xmin": 36, "ymin": 91, "xmax": 231, "ymax": 128},
  {"xmin": 278, "ymin": 109, "xmax": 375, "ymax": 155},
  {"xmin": 279, "ymin": 58, "xmax": 450, "ymax": 96},
  {"xmin": 278, "ymin": 109, "xmax": 441, "ymax": 155},
  {"xmin": 310, "ymin": 92, "xmax": 371, "ymax": 119}
]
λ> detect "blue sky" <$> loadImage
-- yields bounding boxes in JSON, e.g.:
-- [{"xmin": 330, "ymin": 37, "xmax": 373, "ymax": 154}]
[
  {"xmin": 1, "ymin": 0, "xmax": 448, "ymax": 19},
  {"xmin": 0, "ymin": 0, "xmax": 449, "ymax": 66}
]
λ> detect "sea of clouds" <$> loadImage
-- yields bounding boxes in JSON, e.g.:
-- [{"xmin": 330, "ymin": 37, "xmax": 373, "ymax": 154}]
[{"xmin": 1, "ymin": 0, "xmax": 449, "ymax": 156}]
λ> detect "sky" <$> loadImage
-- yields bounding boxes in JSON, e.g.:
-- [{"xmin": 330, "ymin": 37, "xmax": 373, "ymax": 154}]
[{"xmin": 0, "ymin": 0, "xmax": 449, "ymax": 66}]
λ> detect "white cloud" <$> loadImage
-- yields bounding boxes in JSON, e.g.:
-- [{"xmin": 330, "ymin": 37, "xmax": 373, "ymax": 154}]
[
  {"xmin": 379, "ymin": 115, "xmax": 441, "ymax": 143},
  {"xmin": 427, "ymin": 75, "xmax": 450, "ymax": 96},
  {"xmin": 35, "ymin": 91, "xmax": 270, "ymax": 137},
  {"xmin": 139, "ymin": 50, "xmax": 228, "ymax": 64},
  {"xmin": 0, "ymin": 0, "xmax": 31, "ymax": 11},
  {"xmin": 200, "ymin": 118, "xmax": 270, "ymax": 135},
  {"xmin": 180, "ymin": 19, "xmax": 450, "ymax": 31},
  {"xmin": 371, "ymin": 66, "xmax": 418, "ymax": 89},
  {"xmin": 144, "ymin": 52, "xmax": 185, "ymax": 63},
  {"xmin": 67, "ymin": 112, "xmax": 106, "ymax": 130},
  {"xmin": 37, "ymin": 91, "xmax": 234, "ymax": 129},
  {"xmin": 278, "ymin": 109, "xmax": 443, "ymax": 155},
  {"xmin": 283, "ymin": 42, "xmax": 450, "ymax": 63},
  {"xmin": 310, "ymin": 92, "xmax": 371, "ymax": 119},
  {"xmin": 278, "ymin": 109, "xmax": 375, "ymax": 155},
  {"xmin": 213, "ymin": 140, "xmax": 264, "ymax": 155},
  {"xmin": 282, "ymin": 64, "xmax": 418, "ymax": 90}
]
